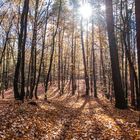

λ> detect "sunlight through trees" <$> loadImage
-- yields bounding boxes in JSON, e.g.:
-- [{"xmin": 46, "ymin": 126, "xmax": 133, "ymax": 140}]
[{"xmin": 0, "ymin": 0, "xmax": 140, "ymax": 139}]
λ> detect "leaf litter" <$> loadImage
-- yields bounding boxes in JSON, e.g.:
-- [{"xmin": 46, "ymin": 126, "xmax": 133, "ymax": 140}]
[{"xmin": 0, "ymin": 89, "xmax": 140, "ymax": 139}]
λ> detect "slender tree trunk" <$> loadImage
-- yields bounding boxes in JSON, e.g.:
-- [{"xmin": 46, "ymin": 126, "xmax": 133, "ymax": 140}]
[
  {"xmin": 71, "ymin": 31, "xmax": 76, "ymax": 95},
  {"xmin": 29, "ymin": 0, "xmax": 39, "ymax": 99},
  {"xmin": 58, "ymin": 30, "xmax": 61, "ymax": 90},
  {"xmin": 80, "ymin": 17, "xmax": 90, "ymax": 96},
  {"xmin": 45, "ymin": 0, "xmax": 62, "ymax": 100},
  {"xmin": 20, "ymin": 0, "xmax": 29, "ymax": 101},
  {"xmin": 99, "ymin": 25, "xmax": 106, "ymax": 93},
  {"xmin": 92, "ymin": 20, "xmax": 97, "ymax": 98},
  {"xmin": 135, "ymin": 0, "xmax": 140, "ymax": 108},
  {"xmin": 125, "ymin": 54, "xmax": 128, "ymax": 103},
  {"xmin": 130, "ymin": 65, "xmax": 135, "ymax": 106},
  {"xmin": 34, "ymin": 3, "xmax": 50, "ymax": 99}
]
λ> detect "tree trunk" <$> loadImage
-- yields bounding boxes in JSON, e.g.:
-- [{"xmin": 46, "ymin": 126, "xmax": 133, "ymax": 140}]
[
  {"xmin": 34, "ymin": 1, "xmax": 51, "ymax": 99},
  {"xmin": 92, "ymin": 19, "xmax": 97, "ymax": 98},
  {"xmin": 45, "ymin": 0, "xmax": 62, "ymax": 100},
  {"xmin": 135, "ymin": 0, "xmax": 140, "ymax": 108},
  {"xmin": 80, "ymin": 17, "xmax": 90, "ymax": 96},
  {"xmin": 105, "ymin": 0, "xmax": 127, "ymax": 109},
  {"xmin": 13, "ymin": 0, "xmax": 29, "ymax": 101},
  {"xmin": 29, "ymin": 0, "xmax": 39, "ymax": 99}
]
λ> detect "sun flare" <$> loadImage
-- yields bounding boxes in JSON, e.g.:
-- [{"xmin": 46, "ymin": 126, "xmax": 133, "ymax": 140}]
[
  {"xmin": 100, "ymin": 5, "xmax": 106, "ymax": 11},
  {"xmin": 79, "ymin": 3, "xmax": 92, "ymax": 19}
]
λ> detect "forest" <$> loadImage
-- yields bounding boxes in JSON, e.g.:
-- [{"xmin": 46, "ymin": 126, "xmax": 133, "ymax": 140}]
[{"xmin": 0, "ymin": 0, "xmax": 140, "ymax": 139}]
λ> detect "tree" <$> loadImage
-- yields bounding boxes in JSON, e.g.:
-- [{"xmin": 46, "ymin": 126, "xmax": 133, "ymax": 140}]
[
  {"xmin": 34, "ymin": 0, "xmax": 52, "ymax": 99},
  {"xmin": 80, "ymin": 17, "xmax": 90, "ymax": 96},
  {"xmin": 91, "ymin": 19, "xmax": 97, "ymax": 98},
  {"xmin": 105, "ymin": 0, "xmax": 127, "ymax": 109},
  {"xmin": 29, "ymin": 0, "xmax": 39, "ymax": 99},
  {"xmin": 135, "ymin": 0, "xmax": 140, "ymax": 108},
  {"xmin": 13, "ymin": 0, "xmax": 29, "ymax": 101},
  {"xmin": 44, "ymin": 0, "xmax": 62, "ymax": 100}
]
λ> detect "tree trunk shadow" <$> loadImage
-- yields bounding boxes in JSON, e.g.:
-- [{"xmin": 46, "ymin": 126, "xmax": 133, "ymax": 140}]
[
  {"xmin": 95, "ymin": 98, "xmax": 133, "ymax": 139},
  {"xmin": 50, "ymin": 98, "xmax": 89, "ymax": 139}
]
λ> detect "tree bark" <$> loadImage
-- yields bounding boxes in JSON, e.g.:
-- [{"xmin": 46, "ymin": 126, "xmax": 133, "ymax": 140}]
[
  {"xmin": 13, "ymin": 0, "xmax": 29, "ymax": 101},
  {"xmin": 135, "ymin": 0, "xmax": 140, "ymax": 108},
  {"xmin": 45, "ymin": 0, "xmax": 62, "ymax": 99},
  {"xmin": 80, "ymin": 17, "xmax": 90, "ymax": 96},
  {"xmin": 105, "ymin": 0, "xmax": 127, "ymax": 109},
  {"xmin": 92, "ymin": 19, "xmax": 97, "ymax": 98}
]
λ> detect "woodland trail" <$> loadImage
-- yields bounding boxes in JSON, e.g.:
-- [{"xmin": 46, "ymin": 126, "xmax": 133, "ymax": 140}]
[{"xmin": 0, "ymin": 82, "xmax": 140, "ymax": 139}]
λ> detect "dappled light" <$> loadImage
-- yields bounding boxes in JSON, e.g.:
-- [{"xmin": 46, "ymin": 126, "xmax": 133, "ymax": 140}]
[{"xmin": 0, "ymin": 0, "xmax": 140, "ymax": 139}]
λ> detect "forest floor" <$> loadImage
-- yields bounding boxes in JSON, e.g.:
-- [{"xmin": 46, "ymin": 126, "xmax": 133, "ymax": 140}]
[{"xmin": 0, "ymin": 81, "xmax": 140, "ymax": 140}]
